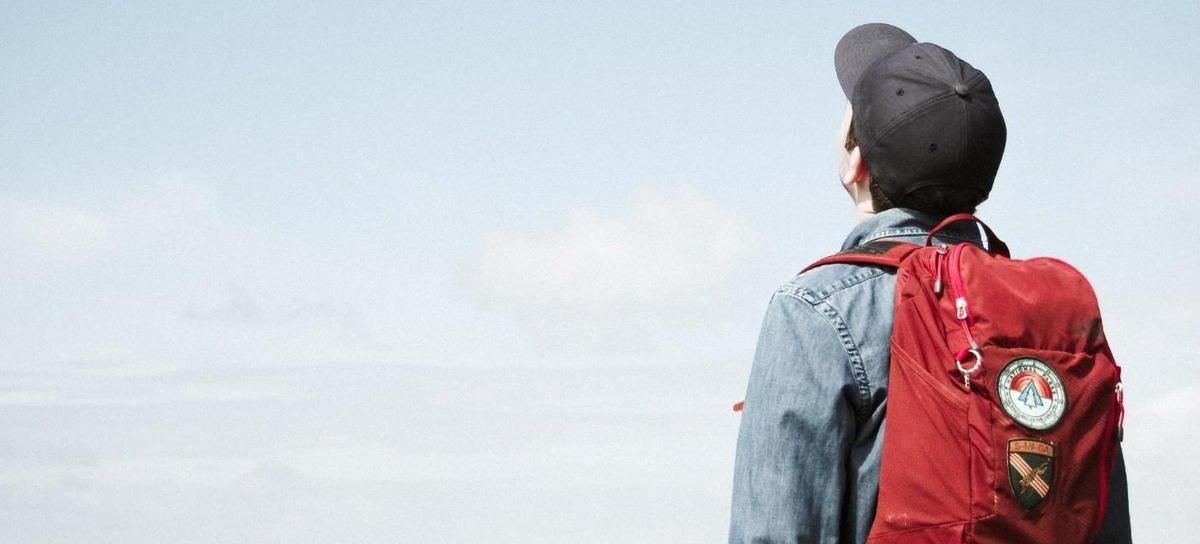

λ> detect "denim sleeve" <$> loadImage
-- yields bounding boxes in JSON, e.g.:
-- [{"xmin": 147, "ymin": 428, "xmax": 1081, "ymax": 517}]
[
  {"xmin": 729, "ymin": 291, "xmax": 856, "ymax": 544},
  {"xmin": 1095, "ymin": 445, "xmax": 1132, "ymax": 543}
]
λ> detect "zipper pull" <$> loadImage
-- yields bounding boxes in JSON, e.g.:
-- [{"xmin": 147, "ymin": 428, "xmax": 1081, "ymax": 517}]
[
  {"xmin": 1115, "ymin": 382, "xmax": 1125, "ymax": 442},
  {"xmin": 934, "ymin": 244, "xmax": 948, "ymax": 294},
  {"xmin": 947, "ymin": 243, "xmax": 971, "ymax": 321}
]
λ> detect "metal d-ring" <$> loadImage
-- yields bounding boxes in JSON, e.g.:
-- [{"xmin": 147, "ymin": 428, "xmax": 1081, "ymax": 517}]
[{"xmin": 955, "ymin": 348, "xmax": 983, "ymax": 389}]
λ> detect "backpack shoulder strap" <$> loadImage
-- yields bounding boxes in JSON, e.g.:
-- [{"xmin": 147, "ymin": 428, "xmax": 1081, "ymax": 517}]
[{"xmin": 801, "ymin": 240, "xmax": 922, "ymax": 273}]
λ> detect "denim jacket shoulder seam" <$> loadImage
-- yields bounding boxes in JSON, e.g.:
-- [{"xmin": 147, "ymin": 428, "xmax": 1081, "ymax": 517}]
[
  {"xmin": 774, "ymin": 286, "xmax": 874, "ymax": 423},
  {"xmin": 781, "ymin": 267, "xmax": 888, "ymax": 304},
  {"xmin": 810, "ymin": 298, "xmax": 872, "ymax": 423}
]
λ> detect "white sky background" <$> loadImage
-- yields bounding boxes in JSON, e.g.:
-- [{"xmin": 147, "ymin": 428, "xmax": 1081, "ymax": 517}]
[{"xmin": 2, "ymin": 2, "xmax": 1197, "ymax": 542}]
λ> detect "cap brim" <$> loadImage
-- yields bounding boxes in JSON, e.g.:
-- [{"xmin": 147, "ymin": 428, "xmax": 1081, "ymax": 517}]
[{"xmin": 835, "ymin": 23, "xmax": 917, "ymax": 99}]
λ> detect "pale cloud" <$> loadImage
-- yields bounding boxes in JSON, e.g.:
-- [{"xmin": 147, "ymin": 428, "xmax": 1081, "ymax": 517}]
[
  {"xmin": 182, "ymin": 282, "xmax": 363, "ymax": 328},
  {"xmin": 0, "ymin": 379, "xmax": 296, "ymax": 408},
  {"xmin": 474, "ymin": 186, "xmax": 755, "ymax": 360},
  {"xmin": 0, "ymin": 181, "xmax": 398, "ymax": 371},
  {"xmin": 0, "ymin": 197, "xmax": 114, "ymax": 269},
  {"xmin": 479, "ymin": 186, "xmax": 751, "ymax": 309}
]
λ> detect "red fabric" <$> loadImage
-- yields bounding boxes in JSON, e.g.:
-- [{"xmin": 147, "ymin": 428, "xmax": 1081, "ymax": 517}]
[
  {"xmin": 806, "ymin": 222, "xmax": 1122, "ymax": 543},
  {"xmin": 801, "ymin": 242, "xmax": 922, "ymax": 273},
  {"xmin": 925, "ymin": 213, "xmax": 1011, "ymax": 258}
]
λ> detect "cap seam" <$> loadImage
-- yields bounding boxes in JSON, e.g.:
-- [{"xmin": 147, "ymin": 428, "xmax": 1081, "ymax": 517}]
[
  {"xmin": 955, "ymin": 71, "xmax": 987, "ymax": 187},
  {"xmin": 888, "ymin": 45, "xmax": 983, "ymax": 90},
  {"xmin": 957, "ymin": 81, "xmax": 966, "ymax": 183},
  {"xmin": 860, "ymin": 91, "xmax": 957, "ymax": 156},
  {"xmin": 860, "ymin": 68, "xmax": 988, "ymax": 155}
]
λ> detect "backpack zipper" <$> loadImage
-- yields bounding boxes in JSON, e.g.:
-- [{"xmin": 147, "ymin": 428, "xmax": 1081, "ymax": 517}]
[
  {"xmin": 948, "ymin": 243, "xmax": 973, "ymax": 326},
  {"xmin": 944, "ymin": 243, "xmax": 981, "ymax": 389}
]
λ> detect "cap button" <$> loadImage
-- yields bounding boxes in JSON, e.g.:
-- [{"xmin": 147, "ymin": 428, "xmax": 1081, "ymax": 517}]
[{"xmin": 953, "ymin": 83, "xmax": 969, "ymax": 96}]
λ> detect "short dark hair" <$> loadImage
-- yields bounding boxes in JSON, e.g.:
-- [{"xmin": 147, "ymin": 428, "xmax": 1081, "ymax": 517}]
[{"xmin": 845, "ymin": 117, "xmax": 984, "ymax": 216}]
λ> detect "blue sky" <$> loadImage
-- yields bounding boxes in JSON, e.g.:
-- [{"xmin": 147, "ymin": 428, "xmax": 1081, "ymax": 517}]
[{"xmin": 2, "ymin": 2, "xmax": 1197, "ymax": 542}]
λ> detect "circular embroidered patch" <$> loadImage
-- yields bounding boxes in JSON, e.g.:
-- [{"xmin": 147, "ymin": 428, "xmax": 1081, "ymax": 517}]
[{"xmin": 996, "ymin": 357, "xmax": 1067, "ymax": 430}]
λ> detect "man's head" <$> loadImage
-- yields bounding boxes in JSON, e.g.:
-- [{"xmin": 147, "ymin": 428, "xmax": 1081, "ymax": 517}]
[{"xmin": 834, "ymin": 23, "xmax": 1007, "ymax": 220}]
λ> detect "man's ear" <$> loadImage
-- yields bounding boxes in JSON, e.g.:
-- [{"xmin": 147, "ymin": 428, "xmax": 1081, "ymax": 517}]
[{"xmin": 842, "ymin": 145, "xmax": 871, "ymax": 189}]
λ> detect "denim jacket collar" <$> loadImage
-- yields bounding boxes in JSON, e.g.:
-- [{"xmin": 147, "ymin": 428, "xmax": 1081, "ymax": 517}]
[{"xmin": 840, "ymin": 208, "xmax": 985, "ymax": 251}]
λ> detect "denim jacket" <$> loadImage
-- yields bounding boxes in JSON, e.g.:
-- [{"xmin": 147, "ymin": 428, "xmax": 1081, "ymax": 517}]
[{"xmin": 728, "ymin": 208, "xmax": 1130, "ymax": 544}]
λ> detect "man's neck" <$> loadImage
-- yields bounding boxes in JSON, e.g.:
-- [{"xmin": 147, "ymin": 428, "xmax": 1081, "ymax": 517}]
[{"xmin": 854, "ymin": 200, "xmax": 876, "ymax": 224}]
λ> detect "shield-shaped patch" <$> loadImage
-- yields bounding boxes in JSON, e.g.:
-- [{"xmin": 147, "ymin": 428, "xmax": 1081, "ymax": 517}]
[{"xmin": 1008, "ymin": 438, "xmax": 1055, "ymax": 510}]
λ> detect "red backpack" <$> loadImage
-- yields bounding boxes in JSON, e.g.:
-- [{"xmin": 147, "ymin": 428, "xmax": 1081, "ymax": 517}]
[{"xmin": 736, "ymin": 214, "xmax": 1125, "ymax": 543}]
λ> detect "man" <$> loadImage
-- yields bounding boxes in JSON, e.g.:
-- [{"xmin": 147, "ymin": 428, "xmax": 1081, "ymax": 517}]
[{"xmin": 727, "ymin": 24, "xmax": 1130, "ymax": 543}]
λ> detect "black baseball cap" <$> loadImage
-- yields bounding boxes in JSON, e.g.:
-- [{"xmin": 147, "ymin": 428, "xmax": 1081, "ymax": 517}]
[{"xmin": 834, "ymin": 24, "xmax": 1006, "ymax": 205}]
